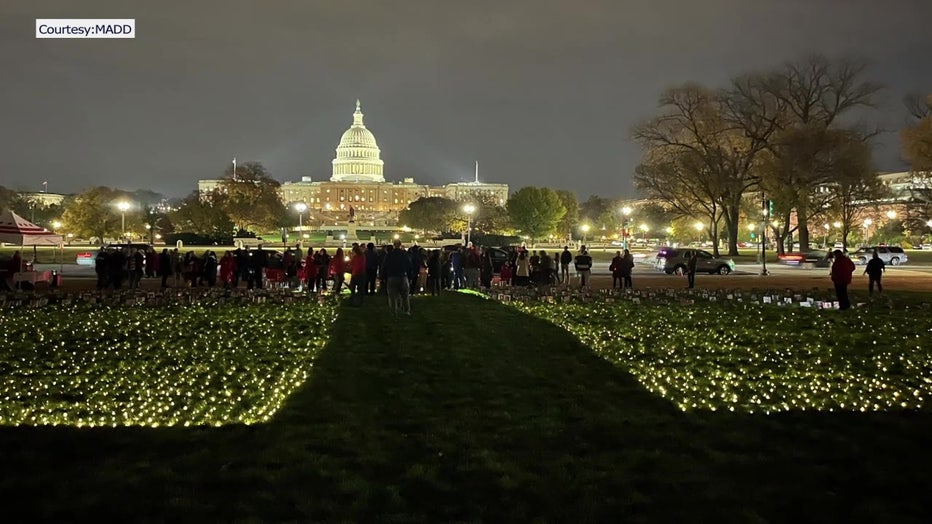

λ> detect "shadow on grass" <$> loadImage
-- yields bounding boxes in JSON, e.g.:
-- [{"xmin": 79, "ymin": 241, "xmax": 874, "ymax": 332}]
[{"xmin": 1, "ymin": 293, "xmax": 931, "ymax": 521}]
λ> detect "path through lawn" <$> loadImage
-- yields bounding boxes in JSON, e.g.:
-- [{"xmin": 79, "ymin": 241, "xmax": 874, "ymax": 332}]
[{"xmin": 1, "ymin": 293, "xmax": 930, "ymax": 521}]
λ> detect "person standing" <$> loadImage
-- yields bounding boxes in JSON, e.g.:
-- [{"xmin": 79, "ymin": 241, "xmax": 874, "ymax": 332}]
[
  {"xmin": 864, "ymin": 249, "xmax": 885, "ymax": 295},
  {"xmin": 537, "ymin": 249, "xmax": 552, "ymax": 294},
  {"xmin": 686, "ymin": 251, "xmax": 699, "ymax": 289},
  {"xmin": 610, "ymin": 251, "xmax": 623, "ymax": 289},
  {"xmin": 348, "ymin": 244, "xmax": 367, "ymax": 306},
  {"xmin": 365, "ymin": 242, "xmax": 379, "ymax": 295},
  {"xmin": 427, "ymin": 249, "xmax": 442, "ymax": 296},
  {"xmin": 383, "ymin": 239, "xmax": 412, "ymax": 315},
  {"xmin": 574, "ymin": 247, "xmax": 592, "ymax": 289},
  {"xmin": 158, "ymin": 248, "xmax": 172, "ymax": 288},
  {"xmin": 620, "ymin": 249, "xmax": 635, "ymax": 290},
  {"xmin": 515, "ymin": 251, "xmax": 530, "ymax": 286},
  {"xmin": 480, "ymin": 247, "xmax": 494, "ymax": 289},
  {"xmin": 330, "ymin": 247, "xmax": 346, "ymax": 294},
  {"xmin": 560, "ymin": 247, "xmax": 573, "ymax": 285},
  {"xmin": 219, "ymin": 251, "xmax": 236, "ymax": 289},
  {"xmin": 831, "ymin": 249, "xmax": 856, "ymax": 310},
  {"xmin": 464, "ymin": 245, "xmax": 481, "ymax": 289},
  {"xmin": 171, "ymin": 248, "xmax": 183, "ymax": 288}
]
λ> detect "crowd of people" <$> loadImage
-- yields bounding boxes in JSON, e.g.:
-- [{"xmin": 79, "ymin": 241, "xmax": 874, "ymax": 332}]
[{"xmin": 8, "ymin": 242, "xmax": 893, "ymax": 313}]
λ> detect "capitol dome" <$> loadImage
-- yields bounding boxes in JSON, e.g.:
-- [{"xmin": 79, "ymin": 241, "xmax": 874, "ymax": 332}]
[{"xmin": 330, "ymin": 100, "xmax": 385, "ymax": 183}]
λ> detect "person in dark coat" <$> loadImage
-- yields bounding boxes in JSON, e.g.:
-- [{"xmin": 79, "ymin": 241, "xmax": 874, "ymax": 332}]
[
  {"xmin": 620, "ymin": 249, "xmax": 635, "ymax": 290},
  {"xmin": 610, "ymin": 251, "xmax": 623, "ymax": 289},
  {"xmin": 94, "ymin": 248, "xmax": 109, "ymax": 289},
  {"xmin": 480, "ymin": 247, "xmax": 494, "ymax": 289},
  {"xmin": 109, "ymin": 248, "xmax": 127, "ymax": 290},
  {"xmin": 864, "ymin": 249, "xmax": 885, "ymax": 295},
  {"xmin": 365, "ymin": 242, "xmax": 380, "ymax": 295},
  {"xmin": 686, "ymin": 251, "xmax": 699, "ymax": 289}
]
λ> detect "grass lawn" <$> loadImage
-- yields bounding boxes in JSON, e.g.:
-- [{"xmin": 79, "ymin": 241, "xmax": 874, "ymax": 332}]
[{"xmin": 1, "ymin": 293, "xmax": 931, "ymax": 521}]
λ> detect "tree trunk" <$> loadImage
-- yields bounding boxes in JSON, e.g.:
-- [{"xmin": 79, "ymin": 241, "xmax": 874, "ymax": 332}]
[
  {"xmin": 709, "ymin": 217, "xmax": 719, "ymax": 257},
  {"xmin": 725, "ymin": 206, "xmax": 740, "ymax": 256},
  {"xmin": 797, "ymin": 202, "xmax": 811, "ymax": 251}
]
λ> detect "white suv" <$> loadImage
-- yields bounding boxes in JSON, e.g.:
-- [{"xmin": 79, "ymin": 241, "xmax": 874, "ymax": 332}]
[{"xmin": 851, "ymin": 246, "xmax": 908, "ymax": 266}]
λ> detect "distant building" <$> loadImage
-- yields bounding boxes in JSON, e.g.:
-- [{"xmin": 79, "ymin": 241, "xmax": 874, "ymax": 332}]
[
  {"xmin": 200, "ymin": 100, "xmax": 509, "ymax": 223},
  {"xmin": 19, "ymin": 191, "xmax": 66, "ymax": 207},
  {"xmin": 197, "ymin": 179, "xmax": 225, "ymax": 198}
]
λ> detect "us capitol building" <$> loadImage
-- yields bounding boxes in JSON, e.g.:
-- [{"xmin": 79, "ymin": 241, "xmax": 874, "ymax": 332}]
[{"xmin": 199, "ymin": 100, "xmax": 509, "ymax": 225}]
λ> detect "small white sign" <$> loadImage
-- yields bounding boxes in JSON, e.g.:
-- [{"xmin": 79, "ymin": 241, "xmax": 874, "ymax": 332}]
[{"xmin": 36, "ymin": 19, "xmax": 135, "ymax": 39}]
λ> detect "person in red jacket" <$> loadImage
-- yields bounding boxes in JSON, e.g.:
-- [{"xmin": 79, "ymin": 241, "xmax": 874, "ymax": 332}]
[
  {"xmin": 830, "ymin": 249, "xmax": 856, "ymax": 310},
  {"xmin": 329, "ymin": 247, "xmax": 347, "ymax": 294},
  {"xmin": 219, "ymin": 251, "xmax": 237, "ymax": 289},
  {"xmin": 301, "ymin": 257, "xmax": 319, "ymax": 294}
]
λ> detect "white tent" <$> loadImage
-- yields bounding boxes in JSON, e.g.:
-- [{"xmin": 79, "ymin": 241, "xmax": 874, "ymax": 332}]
[
  {"xmin": 0, "ymin": 210, "xmax": 65, "ymax": 285},
  {"xmin": 0, "ymin": 210, "xmax": 63, "ymax": 246}
]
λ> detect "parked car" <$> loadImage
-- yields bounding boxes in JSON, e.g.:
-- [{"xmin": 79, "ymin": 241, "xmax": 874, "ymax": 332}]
[
  {"xmin": 851, "ymin": 246, "xmax": 908, "ymax": 266},
  {"xmin": 778, "ymin": 250, "xmax": 832, "ymax": 268},
  {"xmin": 655, "ymin": 247, "xmax": 735, "ymax": 275}
]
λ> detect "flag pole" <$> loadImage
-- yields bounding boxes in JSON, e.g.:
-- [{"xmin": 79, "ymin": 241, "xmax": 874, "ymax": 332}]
[{"xmin": 475, "ymin": 160, "xmax": 478, "ymax": 183}]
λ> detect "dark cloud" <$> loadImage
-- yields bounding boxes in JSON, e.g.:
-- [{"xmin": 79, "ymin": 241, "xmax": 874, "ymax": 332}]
[{"xmin": 2, "ymin": 0, "xmax": 930, "ymax": 198}]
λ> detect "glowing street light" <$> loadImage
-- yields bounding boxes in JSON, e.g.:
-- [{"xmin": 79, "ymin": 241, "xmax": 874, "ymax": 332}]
[
  {"xmin": 463, "ymin": 203, "xmax": 476, "ymax": 246},
  {"xmin": 886, "ymin": 210, "xmax": 897, "ymax": 220},
  {"xmin": 51, "ymin": 220, "xmax": 62, "ymax": 231},
  {"xmin": 294, "ymin": 202, "xmax": 308, "ymax": 233},
  {"xmin": 621, "ymin": 206, "xmax": 633, "ymax": 249},
  {"xmin": 581, "ymin": 223, "xmax": 591, "ymax": 245},
  {"xmin": 117, "ymin": 201, "xmax": 131, "ymax": 241},
  {"xmin": 863, "ymin": 218, "xmax": 873, "ymax": 245}
]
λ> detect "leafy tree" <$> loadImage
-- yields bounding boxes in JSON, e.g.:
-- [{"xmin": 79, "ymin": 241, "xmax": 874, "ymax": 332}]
[
  {"xmin": 169, "ymin": 191, "xmax": 234, "ymax": 238},
  {"xmin": 467, "ymin": 192, "xmax": 512, "ymax": 235},
  {"xmin": 0, "ymin": 186, "xmax": 19, "ymax": 212},
  {"xmin": 554, "ymin": 190, "xmax": 579, "ymax": 239},
  {"xmin": 398, "ymin": 197, "xmax": 459, "ymax": 233},
  {"xmin": 60, "ymin": 187, "xmax": 137, "ymax": 243},
  {"xmin": 579, "ymin": 195, "xmax": 612, "ymax": 223},
  {"xmin": 506, "ymin": 187, "xmax": 566, "ymax": 240},
  {"xmin": 219, "ymin": 161, "xmax": 287, "ymax": 233}
]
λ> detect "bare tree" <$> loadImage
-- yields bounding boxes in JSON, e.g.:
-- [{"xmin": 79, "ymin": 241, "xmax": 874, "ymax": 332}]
[
  {"xmin": 901, "ymin": 93, "xmax": 932, "ymax": 172},
  {"xmin": 633, "ymin": 84, "xmax": 766, "ymax": 255},
  {"xmin": 728, "ymin": 55, "xmax": 881, "ymax": 251}
]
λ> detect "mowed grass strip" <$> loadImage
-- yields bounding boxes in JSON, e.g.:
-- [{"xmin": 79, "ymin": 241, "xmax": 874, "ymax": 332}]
[{"xmin": 1, "ymin": 292, "xmax": 931, "ymax": 521}]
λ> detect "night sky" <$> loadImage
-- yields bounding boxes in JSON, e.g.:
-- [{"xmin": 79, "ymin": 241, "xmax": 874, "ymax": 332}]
[{"xmin": 2, "ymin": 0, "xmax": 931, "ymax": 199}]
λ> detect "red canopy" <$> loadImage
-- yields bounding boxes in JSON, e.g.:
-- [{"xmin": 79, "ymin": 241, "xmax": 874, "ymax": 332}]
[{"xmin": 0, "ymin": 209, "xmax": 63, "ymax": 246}]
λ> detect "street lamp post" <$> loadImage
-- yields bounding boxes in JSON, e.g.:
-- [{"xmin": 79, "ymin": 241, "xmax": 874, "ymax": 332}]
[
  {"xmin": 294, "ymin": 203, "xmax": 308, "ymax": 240},
  {"xmin": 863, "ymin": 218, "xmax": 873, "ymax": 245},
  {"xmin": 822, "ymin": 223, "xmax": 830, "ymax": 248},
  {"xmin": 117, "ymin": 201, "xmax": 130, "ymax": 242},
  {"xmin": 463, "ymin": 203, "xmax": 476, "ymax": 246},
  {"xmin": 621, "ymin": 206, "xmax": 633, "ymax": 249},
  {"xmin": 694, "ymin": 222, "xmax": 704, "ymax": 245},
  {"xmin": 581, "ymin": 224, "xmax": 590, "ymax": 246}
]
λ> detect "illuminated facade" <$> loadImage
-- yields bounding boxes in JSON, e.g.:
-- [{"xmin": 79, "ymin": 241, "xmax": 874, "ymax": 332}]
[{"xmin": 200, "ymin": 101, "xmax": 510, "ymax": 219}]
